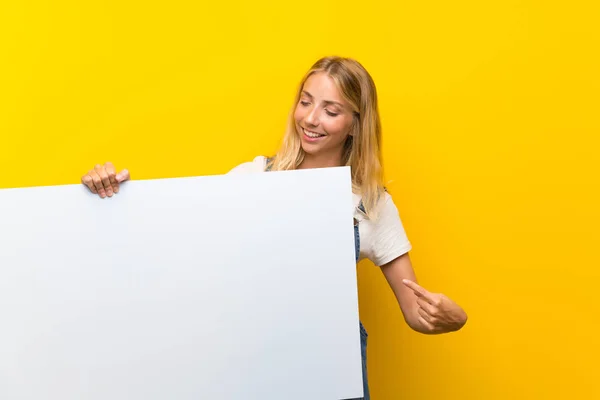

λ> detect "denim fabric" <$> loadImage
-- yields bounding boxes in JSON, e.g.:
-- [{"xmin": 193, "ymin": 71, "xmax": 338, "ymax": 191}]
[{"xmin": 354, "ymin": 210, "xmax": 370, "ymax": 400}]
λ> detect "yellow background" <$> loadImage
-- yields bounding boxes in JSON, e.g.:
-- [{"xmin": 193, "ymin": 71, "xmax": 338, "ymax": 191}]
[{"xmin": 1, "ymin": 1, "xmax": 598, "ymax": 398}]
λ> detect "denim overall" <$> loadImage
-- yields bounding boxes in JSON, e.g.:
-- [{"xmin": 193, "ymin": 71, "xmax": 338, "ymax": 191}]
[
  {"xmin": 354, "ymin": 202, "xmax": 371, "ymax": 400},
  {"xmin": 265, "ymin": 161, "xmax": 370, "ymax": 400}
]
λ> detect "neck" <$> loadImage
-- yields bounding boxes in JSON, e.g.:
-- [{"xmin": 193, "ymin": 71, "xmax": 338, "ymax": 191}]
[{"xmin": 298, "ymin": 150, "xmax": 344, "ymax": 169}]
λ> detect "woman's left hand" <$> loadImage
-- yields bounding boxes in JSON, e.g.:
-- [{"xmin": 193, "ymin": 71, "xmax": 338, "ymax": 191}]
[{"xmin": 402, "ymin": 279, "xmax": 468, "ymax": 334}]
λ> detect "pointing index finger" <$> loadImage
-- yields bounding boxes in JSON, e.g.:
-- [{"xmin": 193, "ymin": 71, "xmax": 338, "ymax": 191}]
[{"xmin": 402, "ymin": 279, "xmax": 434, "ymax": 302}]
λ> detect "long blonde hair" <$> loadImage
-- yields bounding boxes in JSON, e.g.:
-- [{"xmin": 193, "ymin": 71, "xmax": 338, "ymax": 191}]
[{"xmin": 268, "ymin": 56, "xmax": 385, "ymax": 219}]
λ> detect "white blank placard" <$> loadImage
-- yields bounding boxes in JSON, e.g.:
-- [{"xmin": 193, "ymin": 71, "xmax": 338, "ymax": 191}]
[{"xmin": 0, "ymin": 167, "xmax": 363, "ymax": 399}]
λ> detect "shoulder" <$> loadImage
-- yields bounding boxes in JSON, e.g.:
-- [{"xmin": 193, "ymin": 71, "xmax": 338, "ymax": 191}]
[
  {"xmin": 372, "ymin": 191, "xmax": 406, "ymax": 228},
  {"xmin": 378, "ymin": 191, "xmax": 398, "ymax": 215},
  {"xmin": 354, "ymin": 190, "xmax": 398, "ymax": 223},
  {"xmin": 226, "ymin": 155, "xmax": 268, "ymax": 175},
  {"xmin": 358, "ymin": 190, "xmax": 412, "ymax": 266}
]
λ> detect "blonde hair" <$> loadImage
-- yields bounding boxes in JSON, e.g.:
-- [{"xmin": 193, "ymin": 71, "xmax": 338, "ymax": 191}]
[{"xmin": 268, "ymin": 56, "xmax": 385, "ymax": 219}]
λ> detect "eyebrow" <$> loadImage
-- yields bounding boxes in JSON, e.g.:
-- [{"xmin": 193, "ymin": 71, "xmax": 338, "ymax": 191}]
[{"xmin": 301, "ymin": 91, "xmax": 345, "ymax": 108}]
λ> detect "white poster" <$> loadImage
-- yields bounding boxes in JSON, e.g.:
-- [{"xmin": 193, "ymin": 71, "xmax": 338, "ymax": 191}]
[{"xmin": 0, "ymin": 167, "xmax": 363, "ymax": 399}]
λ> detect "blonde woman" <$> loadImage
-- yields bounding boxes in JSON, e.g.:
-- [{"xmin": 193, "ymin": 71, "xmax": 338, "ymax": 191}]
[{"xmin": 82, "ymin": 56, "xmax": 468, "ymax": 399}]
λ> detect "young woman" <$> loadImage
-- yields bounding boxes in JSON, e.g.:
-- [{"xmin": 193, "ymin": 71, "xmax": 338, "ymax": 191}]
[{"xmin": 81, "ymin": 56, "xmax": 468, "ymax": 399}]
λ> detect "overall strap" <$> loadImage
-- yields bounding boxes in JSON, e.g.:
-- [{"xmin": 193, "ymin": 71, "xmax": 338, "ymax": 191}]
[
  {"xmin": 357, "ymin": 201, "xmax": 366, "ymax": 214},
  {"xmin": 265, "ymin": 157, "xmax": 273, "ymax": 172}
]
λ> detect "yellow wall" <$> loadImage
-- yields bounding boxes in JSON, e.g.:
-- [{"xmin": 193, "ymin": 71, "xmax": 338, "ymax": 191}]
[{"xmin": 1, "ymin": 1, "xmax": 598, "ymax": 398}]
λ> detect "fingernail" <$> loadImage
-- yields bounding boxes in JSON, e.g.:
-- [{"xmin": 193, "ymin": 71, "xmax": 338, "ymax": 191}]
[
  {"xmin": 99, "ymin": 190, "xmax": 106, "ymax": 198},
  {"xmin": 106, "ymin": 188, "xmax": 113, "ymax": 196}
]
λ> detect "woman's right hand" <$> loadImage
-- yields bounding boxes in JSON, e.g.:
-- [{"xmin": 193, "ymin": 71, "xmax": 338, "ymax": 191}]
[{"xmin": 81, "ymin": 162, "xmax": 130, "ymax": 198}]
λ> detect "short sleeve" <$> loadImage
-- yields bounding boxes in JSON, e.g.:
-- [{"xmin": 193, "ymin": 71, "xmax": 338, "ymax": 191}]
[
  {"xmin": 368, "ymin": 194, "xmax": 412, "ymax": 266},
  {"xmin": 226, "ymin": 156, "xmax": 267, "ymax": 175}
]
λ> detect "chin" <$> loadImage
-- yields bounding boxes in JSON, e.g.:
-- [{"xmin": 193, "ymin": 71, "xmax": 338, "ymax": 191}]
[{"xmin": 300, "ymin": 140, "xmax": 321, "ymax": 155}]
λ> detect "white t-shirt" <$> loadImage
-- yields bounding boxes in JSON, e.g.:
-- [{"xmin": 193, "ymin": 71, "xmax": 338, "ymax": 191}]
[{"xmin": 227, "ymin": 156, "xmax": 412, "ymax": 267}]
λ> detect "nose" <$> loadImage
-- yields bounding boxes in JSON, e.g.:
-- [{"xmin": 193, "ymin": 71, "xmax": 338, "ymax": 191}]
[{"xmin": 305, "ymin": 107, "xmax": 320, "ymax": 127}]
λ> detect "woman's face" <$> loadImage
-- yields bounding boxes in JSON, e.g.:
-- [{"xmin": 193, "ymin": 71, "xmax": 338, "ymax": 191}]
[{"xmin": 294, "ymin": 72, "xmax": 355, "ymax": 162}]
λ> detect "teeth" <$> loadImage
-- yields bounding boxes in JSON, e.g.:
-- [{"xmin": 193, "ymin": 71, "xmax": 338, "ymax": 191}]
[{"xmin": 304, "ymin": 128, "xmax": 324, "ymax": 138}]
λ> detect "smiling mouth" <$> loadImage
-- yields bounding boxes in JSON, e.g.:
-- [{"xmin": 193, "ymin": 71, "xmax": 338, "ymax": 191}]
[{"xmin": 302, "ymin": 128, "xmax": 326, "ymax": 138}]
